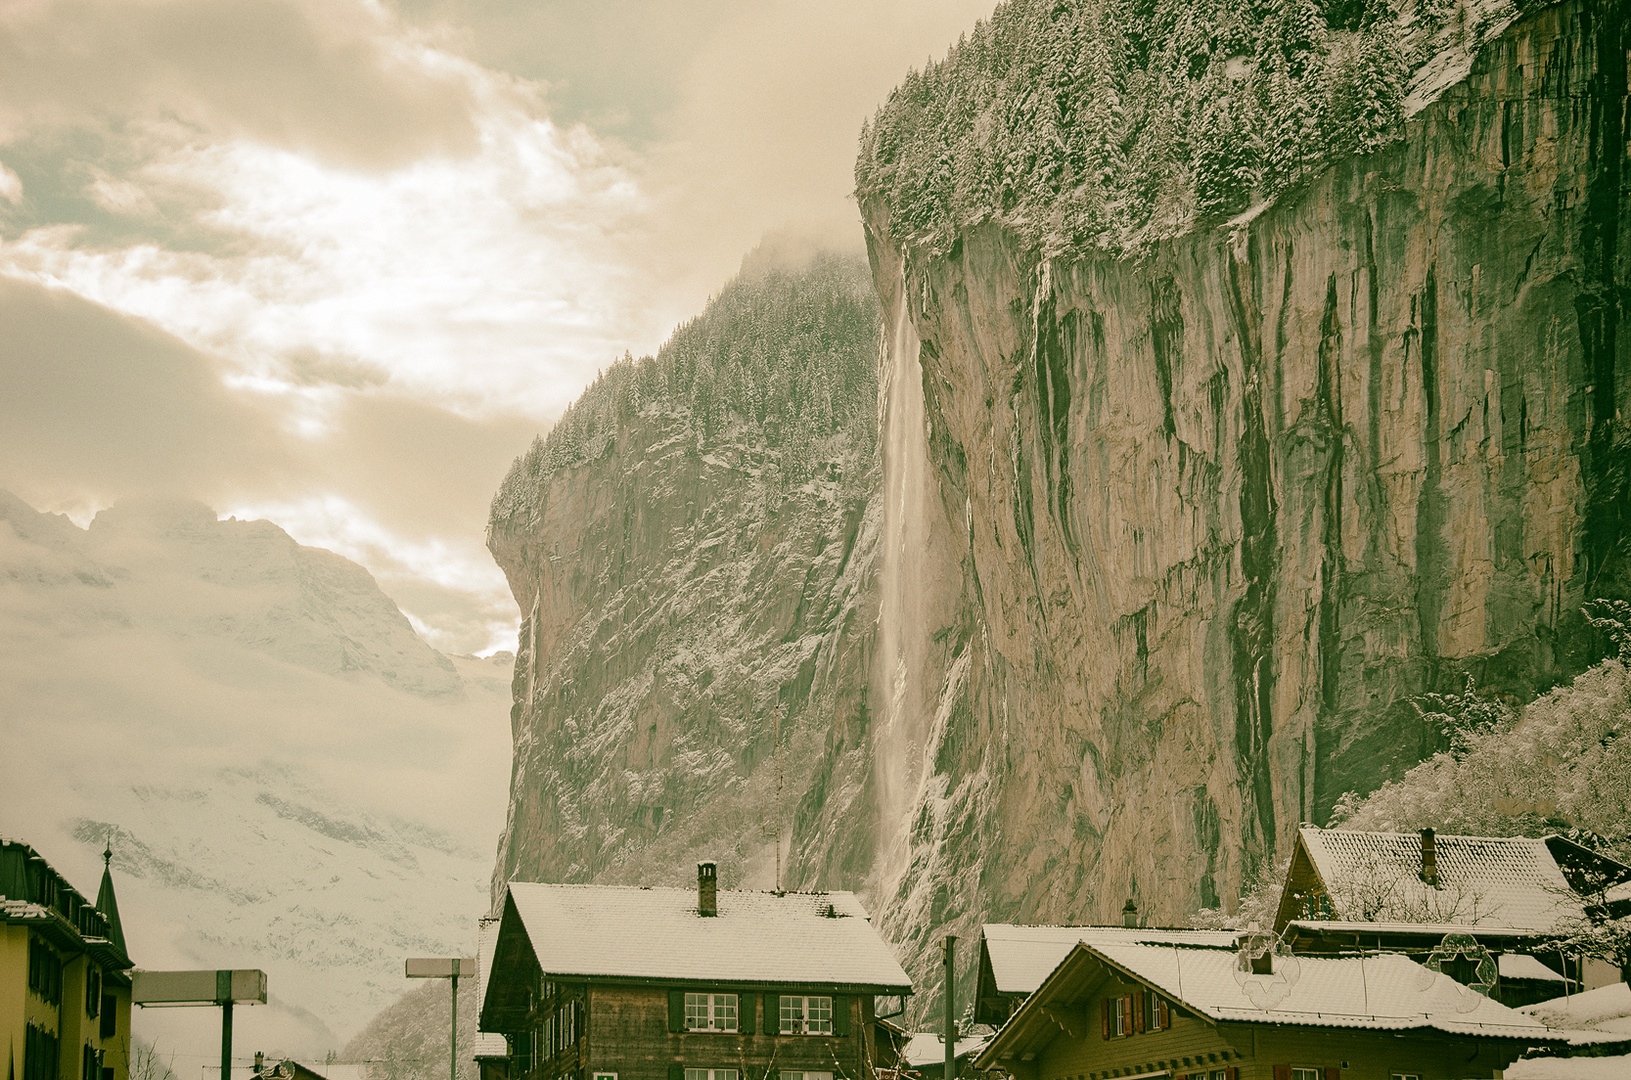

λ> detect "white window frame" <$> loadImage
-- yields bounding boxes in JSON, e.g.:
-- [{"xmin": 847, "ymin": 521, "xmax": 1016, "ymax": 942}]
[
  {"xmin": 591, "ymin": 1073, "xmax": 617, "ymax": 1080},
  {"xmin": 1112, "ymin": 996, "xmax": 1129, "ymax": 1037},
  {"xmin": 684, "ymin": 1070, "xmax": 738, "ymax": 1080},
  {"xmin": 684, "ymin": 993, "xmax": 739, "ymax": 1033},
  {"xmin": 1390, "ymin": 1075, "xmax": 1420, "ymax": 1080},
  {"xmin": 778, "ymin": 995, "xmax": 833, "ymax": 1035},
  {"xmin": 1291, "ymin": 1069, "xmax": 1321, "ymax": 1080},
  {"xmin": 780, "ymin": 1072, "xmax": 835, "ymax": 1080}
]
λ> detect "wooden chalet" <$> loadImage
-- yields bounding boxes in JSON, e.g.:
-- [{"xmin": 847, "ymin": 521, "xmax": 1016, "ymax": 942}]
[
  {"xmin": 973, "ymin": 922, "xmax": 1237, "ymax": 1026},
  {"xmin": 1274, "ymin": 827, "xmax": 1631, "ymax": 997},
  {"xmin": 480, "ymin": 863, "xmax": 912, "ymax": 1080},
  {"xmin": 974, "ymin": 939, "xmax": 1562, "ymax": 1080}
]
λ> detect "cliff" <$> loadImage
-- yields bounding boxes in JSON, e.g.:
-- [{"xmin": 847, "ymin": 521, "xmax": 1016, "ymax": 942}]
[
  {"xmin": 485, "ymin": 248, "xmax": 884, "ymax": 896},
  {"xmin": 858, "ymin": 0, "xmax": 1629, "ymax": 954}
]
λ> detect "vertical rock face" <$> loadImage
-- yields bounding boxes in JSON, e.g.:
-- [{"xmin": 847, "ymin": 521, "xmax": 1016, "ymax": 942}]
[
  {"xmin": 486, "ymin": 250, "xmax": 885, "ymax": 897},
  {"xmin": 861, "ymin": 0, "xmax": 1629, "ymax": 934}
]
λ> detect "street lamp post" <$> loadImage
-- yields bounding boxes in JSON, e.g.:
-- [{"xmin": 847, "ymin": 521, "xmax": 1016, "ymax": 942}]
[
  {"xmin": 406, "ymin": 957, "xmax": 476, "ymax": 1080},
  {"xmin": 132, "ymin": 969, "xmax": 268, "ymax": 1080}
]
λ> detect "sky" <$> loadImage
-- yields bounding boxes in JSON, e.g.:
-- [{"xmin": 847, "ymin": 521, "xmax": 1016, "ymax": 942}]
[{"xmin": 0, "ymin": 0, "xmax": 997, "ymax": 655}]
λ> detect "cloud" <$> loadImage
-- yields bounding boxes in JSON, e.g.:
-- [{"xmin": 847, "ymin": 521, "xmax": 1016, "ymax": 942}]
[
  {"xmin": 0, "ymin": 0, "xmax": 479, "ymax": 169},
  {"xmin": 0, "ymin": 274, "xmax": 290, "ymax": 505}
]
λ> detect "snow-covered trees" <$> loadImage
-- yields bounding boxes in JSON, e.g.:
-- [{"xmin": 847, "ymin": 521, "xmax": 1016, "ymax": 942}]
[
  {"xmin": 491, "ymin": 252, "xmax": 880, "ymax": 525},
  {"xmin": 855, "ymin": 0, "xmax": 1514, "ymax": 257}
]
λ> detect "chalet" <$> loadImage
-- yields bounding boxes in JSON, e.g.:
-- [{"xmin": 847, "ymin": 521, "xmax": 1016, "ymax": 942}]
[
  {"xmin": 973, "ymin": 923, "xmax": 1239, "ymax": 1026},
  {"xmin": 1273, "ymin": 827, "xmax": 1631, "ymax": 995},
  {"xmin": 974, "ymin": 938, "xmax": 1562, "ymax": 1080},
  {"xmin": 476, "ymin": 918, "xmax": 509, "ymax": 1080},
  {"xmin": 2, "ymin": 839, "xmax": 133, "ymax": 1080},
  {"xmin": 480, "ymin": 863, "xmax": 912, "ymax": 1080}
]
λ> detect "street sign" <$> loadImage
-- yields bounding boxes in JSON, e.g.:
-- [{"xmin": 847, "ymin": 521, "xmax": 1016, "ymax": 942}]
[
  {"xmin": 133, "ymin": 970, "xmax": 268, "ymax": 1005},
  {"xmin": 405, "ymin": 958, "xmax": 476, "ymax": 978}
]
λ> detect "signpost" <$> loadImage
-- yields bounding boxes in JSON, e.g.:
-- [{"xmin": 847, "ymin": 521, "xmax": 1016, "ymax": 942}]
[
  {"xmin": 133, "ymin": 970, "xmax": 267, "ymax": 1080},
  {"xmin": 407, "ymin": 957, "xmax": 476, "ymax": 1080}
]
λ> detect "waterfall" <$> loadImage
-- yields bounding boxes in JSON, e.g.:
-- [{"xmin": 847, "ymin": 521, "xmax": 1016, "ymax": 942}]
[{"xmin": 873, "ymin": 272, "xmax": 934, "ymax": 904}]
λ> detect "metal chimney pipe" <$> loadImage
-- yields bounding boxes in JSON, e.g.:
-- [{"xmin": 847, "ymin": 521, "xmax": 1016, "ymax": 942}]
[
  {"xmin": 1420, "ymin": 828, "xmax": 1439, "ymax": 887},
  {"xmin": 943, "ymin": 936, "xmax": 956, "ymax": 1080},
  {"xmin": 698, "ymin": 862, "xmax": 717, "ymax": 916}
]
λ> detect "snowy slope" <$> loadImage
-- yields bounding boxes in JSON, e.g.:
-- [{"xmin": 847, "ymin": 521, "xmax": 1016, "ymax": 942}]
[{"xmin": 0, "ymin": 492, "xmax": 513, "ymax": 1059}]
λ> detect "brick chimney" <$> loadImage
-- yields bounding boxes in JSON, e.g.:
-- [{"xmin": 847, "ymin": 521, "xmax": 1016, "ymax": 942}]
[
  {"xmin": 698, "ymin": 861, "xmax": 718, "ymax": 916},
  {"xmin": 1122, "ymin": 898, "xmax": 1139, "ymax": 927},
  {"xmin": 1420, "ymin": 828, "xmax": 1439, "ymax": 887}
]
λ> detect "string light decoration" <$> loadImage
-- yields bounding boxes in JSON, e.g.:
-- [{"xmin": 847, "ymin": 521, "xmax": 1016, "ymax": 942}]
[
  {"xmin": 1233, "ymin": 924, "xmax": 1302, "ymax": 1010},
  {"xmin": 1416, "ymin": 932, "xmax": 1499, "ymax": 1012}
]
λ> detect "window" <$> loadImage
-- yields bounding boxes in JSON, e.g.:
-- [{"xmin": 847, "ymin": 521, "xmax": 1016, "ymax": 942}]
[
  {"xmin": 780, "ymin": 1072, "xmax": 834, "ymax": 1080},
  {"xmin": 591, "ymin": 1072, "xmax": 617, "ymax": 1080},
  {"xmin": 684, "ymin": 1070, "xmax": 738, "ymax": 1080},
  {"xmin": 1144, "ymin": 990, "xmax": 1171, "ymax": 1031},
  {"xmin": 685, "ymin": 993, "xmax": 739, "ymax": 1032},
  {"xmin": 24, "ymin": 1024, "xmax": 59, "ymax": 1080},
  {"xmin": 1391, "ymin": 1075, "xmax": 1420, "ymax": 1080},
  {"xmin": 779, "ymin": 996, "xmax": 832, "ymax": 1035},
  {"xmin": 82, "ymin": 1043, "xmax": 99, "ymax": 1080},
  {"xmin": 86, "ymin": 970, "xmax": 102, "ymax": 1018},
  {"xmin": 28, "ymin": 939, "xmax": 63, "ymax": 1005},
  {"xmin": 100, "ymin": 1000, "xmax": 116, "ymax": 1040},
  {"xmin": 1291, "ymin": 1070, "xmax": 1320, "ymax": 1080}
]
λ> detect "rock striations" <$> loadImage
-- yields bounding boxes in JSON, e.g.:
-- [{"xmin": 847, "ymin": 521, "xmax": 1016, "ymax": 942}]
[
  {"xmin": 486, "ymin": 248, "xmax": 885, "ymax": 897},
  {"xmin": 856, "ymin": 0, "xmax": 1629, "ymax": 952}
]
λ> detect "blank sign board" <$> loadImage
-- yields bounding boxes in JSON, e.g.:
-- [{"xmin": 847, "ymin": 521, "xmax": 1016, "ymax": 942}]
[
  {"xmin": 405, "ymin": 958, "xmax": 477, "ymax": 978},
  {"xmin": 133, "ymin": 969, "xmax": 268, "ymax": 1005}
]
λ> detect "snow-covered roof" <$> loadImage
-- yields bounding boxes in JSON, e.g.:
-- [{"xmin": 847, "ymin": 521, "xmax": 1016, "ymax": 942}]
[
  {"xmin": 503, "ymin": 882, "xmax": 912, "ymax": 990},
  {"xmin": 1285, "ymin": 919, "xmax": 1551, "ymax": 938},
  {"xmin": 1520, "ymin": 983, "xmax": 1631, "ymax": 1040},
  {"xmin": 899, "ymin": 1032, "xmax": 991, "ymax": 1068},
  {"xmin": 1296, "ymin": 827, "xmax": 1584, "ymax": 932},
  {"xmin": 472, "ymin": 919, "xmax": 507, "ymax": 1059},
  {"xmin": 981, "ymin": 924, "xmax": 1238, "ymax": 995},
  {"xmin": 1499, "ymin": 954, "xmax": 1567, "ymax": 982},
  {"xmin": 1087, "ymin": 943, "xmax": 1551, "ymax": 1036},
  {"xmin": 1505, "ymin": 1056, "xmax": 1631, "ymax": 1080}
]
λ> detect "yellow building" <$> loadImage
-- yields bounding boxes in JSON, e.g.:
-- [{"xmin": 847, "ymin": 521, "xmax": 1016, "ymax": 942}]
[{"xmin": 2, "ymin": 839, "xmax": 133, "ymax": 1080}]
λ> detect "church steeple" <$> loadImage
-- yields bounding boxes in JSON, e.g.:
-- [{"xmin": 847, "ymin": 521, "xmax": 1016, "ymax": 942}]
[{"xmin": 96, "ymin": 844, "xmax": 128, "ymax": 958}]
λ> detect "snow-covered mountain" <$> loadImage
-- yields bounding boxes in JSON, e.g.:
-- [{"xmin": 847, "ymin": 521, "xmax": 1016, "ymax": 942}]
[{"xmin": 0, "ymin": 492, "xmax": 513, "ymax": 1060}]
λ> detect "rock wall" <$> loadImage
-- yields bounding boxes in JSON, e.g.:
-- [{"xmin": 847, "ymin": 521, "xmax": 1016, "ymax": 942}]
[
  {"xmin": 861, "ymin": 0, "xmax": 1630, "ymax": 939},
  {"xmin": 486, "ymin": 253, "xmax": 885, "ymax": 899}
]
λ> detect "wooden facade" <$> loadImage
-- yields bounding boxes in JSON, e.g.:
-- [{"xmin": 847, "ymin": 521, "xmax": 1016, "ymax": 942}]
[
  {"xmin": 480, "ymin": 873, "xmax": 911, "ymax": 1080},
  {"xmin": 976, "ymin": 944, "xmax": 1557, "ymax": 1080},
  {"xmin": 1, "ymin": 841, "xmax": 133, "ymax": 1080}
]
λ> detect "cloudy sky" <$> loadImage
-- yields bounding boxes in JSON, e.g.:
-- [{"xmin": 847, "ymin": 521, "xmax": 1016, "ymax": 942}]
[{"xmin": 0, "ymin": 0, "xmax": 995, "ymax": 654}]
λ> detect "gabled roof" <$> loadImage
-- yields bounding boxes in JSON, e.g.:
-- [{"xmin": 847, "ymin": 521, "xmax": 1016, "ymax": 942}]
[
  {"xmin": 980, "ymin": 924, "xmax": 1239, "ymax": 996},
  {"xmin": 976, "ymin": 939, "xmax": 1558, "ymax": 1071},
  {"xmin": 472, "ymin": 919, "xmax": 506, "ymax": 1060},
  {"xmin": 499, "ymin": 881, "xmax": 912, "ymax": 989},
  {"xmin": 1520, "ymin": 982, "xmax": 1631, "ymax": 1041},
  {"xmin": 1284, "ymin": 826, "xmax": 1591, "ymax": 933}
]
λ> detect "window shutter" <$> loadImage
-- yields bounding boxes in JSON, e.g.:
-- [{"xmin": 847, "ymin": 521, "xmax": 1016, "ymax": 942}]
[
  {"xmin": 1226, "ymin": 1070, "xmax": 1238, "ymax": 1080},
  {"xmin": 1122, "ymin": 995, "xmax": 1133, "ymax": 1036},
  {"xmin": 833, "ymin": 995, "xmax": 850, "ymax": 1036},
  {"xmin": 1133, "ymin": 992, "xmax": 1145, "ymax": 1034},
  {"xmin": 669, "ymin": 991, "xmax": 685, "ymax": 1033},
  {"xmin": 1274, "ymin": 1067, "xmax": 1292, "ymax": 1080},
  {"xmin": 1324, "ymin": 1070, "xmax": 1339, "ymax": 1080},
  {"xmin": 1100, "ymin": 1000, "xmax": 1110, "ymax": 1040},
  {"xmin": 740, "ymin": 992, "xmax": 755, "ymax": 1035},
  {"xmin": 668, "ymin": 1066, "xmax": 684, "ymax": 1080},
  {"xmin": 1158, "ymin": 997, "xmax": 1170, "ymax": 1030}
]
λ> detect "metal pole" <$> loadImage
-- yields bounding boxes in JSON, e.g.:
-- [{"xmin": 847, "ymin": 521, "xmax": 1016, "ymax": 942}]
[
  {"xmin": 943, "ymin": 936, "xmax": 956, "ymax": 1080},
  {"xmin": 221, "ymin": 1000, "xmax": 233, "ymax": 1080},
  {"xmin": 450, "ymin": 972, "xmax": 459, "ymax": 1080}
]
